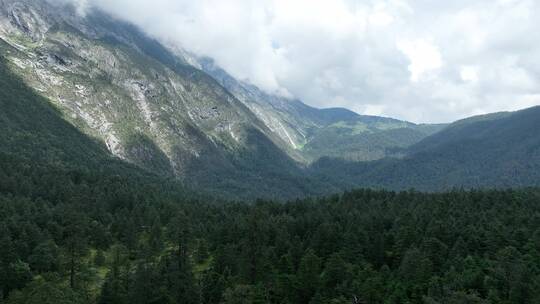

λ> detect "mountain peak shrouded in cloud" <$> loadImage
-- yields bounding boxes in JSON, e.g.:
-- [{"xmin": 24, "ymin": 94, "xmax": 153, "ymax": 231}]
[{"xmin": 48, "ymin": 0, "xmax": 539, "ymax": 123}]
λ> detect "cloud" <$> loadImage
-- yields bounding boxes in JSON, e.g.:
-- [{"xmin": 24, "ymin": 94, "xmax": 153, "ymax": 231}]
[
  {"xmin": 48, "ymin": 0, "xmax": 540, "ymax": 123},
  {"xmin": 397, "ymin": 39, "xmax": 443, "ymax": 82},
  {"xmin": 48, "ymin": 0, "xmax": 89, "ymax": 15},
  {"xmin": 460, "ymin": 66, "xmax": 479, "ymax": 83}
]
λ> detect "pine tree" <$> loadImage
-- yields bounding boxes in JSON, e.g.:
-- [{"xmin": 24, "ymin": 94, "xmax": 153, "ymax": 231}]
[
  {"xmin": 164, "ymin": 212, "xmax": 198, "ymax": 304},
  {"xmin": 295, "ymin": 250, "xmax": 322, "ymax": 304}
]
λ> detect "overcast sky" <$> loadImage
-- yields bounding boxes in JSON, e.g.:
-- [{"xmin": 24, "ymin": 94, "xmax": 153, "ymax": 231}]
[{"xmin": 54, "ymin": 0, "xmax": 540, "ymax": 123}]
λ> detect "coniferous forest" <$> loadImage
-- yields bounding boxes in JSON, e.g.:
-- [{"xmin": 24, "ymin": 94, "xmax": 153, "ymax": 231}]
[{"xmin": 2, "ymin": 163, "xmax": 540, "ymax": 304}]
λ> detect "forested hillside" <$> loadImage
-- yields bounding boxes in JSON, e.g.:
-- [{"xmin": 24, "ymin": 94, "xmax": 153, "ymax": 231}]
[{"xmin": 311, "ymin": 106, "xmax": 540, "ymax": 192}]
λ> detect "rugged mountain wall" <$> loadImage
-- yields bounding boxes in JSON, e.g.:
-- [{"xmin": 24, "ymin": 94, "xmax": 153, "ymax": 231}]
[{"xmin": 0, "ymin": 0, "xmax": 329, "ymax": 199}]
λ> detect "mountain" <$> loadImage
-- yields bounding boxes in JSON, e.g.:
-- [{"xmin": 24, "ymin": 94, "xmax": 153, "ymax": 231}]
[
  {"xmin": 311, "ymin": 106, "xmax": 540, "ymax": 191},
  {"xmin": 0, "ymin": 0, "xmax": 440, "ymax": 199},
  {"xmin": 197, "ymin": 58, "xmax": 445, "ymax": 162},
  {"xmin": 406, "ymin": 111, "xmax": 515, "ymax": 155},
  {"xmin": 0, "ymin": 0, "xmax": 336, "ymax": 200}
]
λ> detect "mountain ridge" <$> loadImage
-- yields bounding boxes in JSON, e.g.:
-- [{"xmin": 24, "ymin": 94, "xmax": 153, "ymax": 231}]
[{"xmin": 311, "ymin": 106, "xmax": 540, "ymax": 192}]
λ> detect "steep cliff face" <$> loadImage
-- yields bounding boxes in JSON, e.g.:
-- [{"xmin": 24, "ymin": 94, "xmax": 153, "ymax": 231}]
[{"xmin": 0, "ymin": 0, "xmax": 323, "ymax": 199}]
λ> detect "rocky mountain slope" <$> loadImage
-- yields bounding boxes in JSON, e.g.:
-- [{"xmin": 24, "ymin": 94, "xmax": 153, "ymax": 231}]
[
  {"xmin": 0, "ymin": 50, "xmax": 207, "ymax": 204},
  {"xmin": 0, "ymin": 0, "xmax": 336, "ymax": 199}
]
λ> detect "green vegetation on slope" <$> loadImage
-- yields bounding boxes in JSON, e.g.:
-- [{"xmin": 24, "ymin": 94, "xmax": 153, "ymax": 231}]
[
  {"xmin": 310, "ymin": 106, "xmax": 540, "ymax": 192},
  {"xmin": 301, "ymin": 120, "xmax": 437, "ymax": 162}
]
